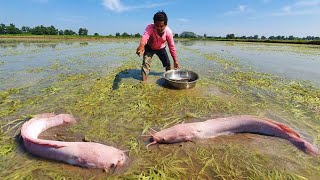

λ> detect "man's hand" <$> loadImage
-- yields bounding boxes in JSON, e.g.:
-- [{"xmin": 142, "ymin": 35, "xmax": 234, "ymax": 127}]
[
  {"xmin": 136, "ymin": 45, "xmax": 145, "ymax": 57},
  {"xmin": 174, "ymin": 62, "xmax": 180, "ymax": 69}
]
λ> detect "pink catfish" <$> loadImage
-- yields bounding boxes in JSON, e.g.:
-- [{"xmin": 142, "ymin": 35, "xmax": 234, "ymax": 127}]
[
  {"xmin": 147, "ymin": 115, "xmax": 319, "ymax": 156},
  {"xmin": 21, "ymin": 113, "xmax": 126, "ymax": 172}
]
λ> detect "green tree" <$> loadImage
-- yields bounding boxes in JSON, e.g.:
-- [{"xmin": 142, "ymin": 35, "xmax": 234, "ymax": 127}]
[
  {"xmin": 30, "ymin": 25, "xmax": 46, "ymax": 35},
  {"xmin": 179, "ymin": 31, "xmax": 198, "ymax": 38},
  {"xmin": 134, "ymin": 33, "xmax": 141, "ymax": 37},
  {"xmin": 94, "ymin": 33, "xmax": 99, "ymax": 36},
  {"xmin": 48, "ymin": 25, "xmax": 58, "ymax": 35},
  {"xmin": 115, "ymin": 32, "xmax": 120, "ymax": 36},
  {"xmin": 58, "ymin": 30, "xmax": 64, "ymax": 35},
  {"xmin": 261, "ymin": 36, "xmax": 266, "ymax": 40},
  {"xmin": 6, "ymin": 23, "xmax": 21, "ymax": 34},
  {"xmin": 288, "ymin": 35, "xmax": 295, "ymax": 40},
  {"xmin": 0, "ymin": 23, "xmax": 6, "ymax": 34},
  {"xmin": 226, "ymin": 34, "xmax": 235, "ymax": 39},
  {"xmin": 121, "ymin": 32, "xmax": 130, "ymax": 37},
  {"xmin": 78, "ymin": 28, "xmax": 88, "ymax": 36},
  {"xmin": 64, "ymin": 29, "xmax": 76, "ymax": 35},
  {"xmin": 268, "ymin": 36, "xmax": 275, "ymax": 40},
  {"xmin": 21, "ymin": 26, "xmax": 30, "ymax": 33}
]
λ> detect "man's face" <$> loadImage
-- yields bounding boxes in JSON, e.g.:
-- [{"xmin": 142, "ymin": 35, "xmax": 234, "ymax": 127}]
[{"xmin": 154, "ymin": 21, "xmax": 166, "ymax": 34}]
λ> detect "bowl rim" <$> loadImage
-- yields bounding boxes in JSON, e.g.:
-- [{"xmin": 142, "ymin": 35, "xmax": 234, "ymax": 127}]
[{"xmin": 163, "ymin": 69, "xmax": 199, "ymax": 84}]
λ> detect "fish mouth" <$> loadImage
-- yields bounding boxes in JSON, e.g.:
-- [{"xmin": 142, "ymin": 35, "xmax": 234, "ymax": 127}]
[
  {"xmin": 109, "ymin": 156, "xmax": 126, "ymax": 173},
  {"xmin": 117, "ymin": 161, "xmax": 124, "ymax": 167},
  {"xmin": 149, "ymin": 137, "xmax": 154, "ymax": 142},
  {"xmin": 118, "ymin": 154, "xmax": 126, "ymax": 166}
]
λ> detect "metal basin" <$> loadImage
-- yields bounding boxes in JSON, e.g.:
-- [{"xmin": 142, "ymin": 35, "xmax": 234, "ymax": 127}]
[{"xmin": 163, "ymin": 69, "xmax": 199, "ymax": 89}]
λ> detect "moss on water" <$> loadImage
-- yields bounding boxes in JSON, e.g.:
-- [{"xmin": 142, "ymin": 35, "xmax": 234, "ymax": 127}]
[{"xmin": 0, "ymin": 40, "xmax": 319, "ymax": 179}]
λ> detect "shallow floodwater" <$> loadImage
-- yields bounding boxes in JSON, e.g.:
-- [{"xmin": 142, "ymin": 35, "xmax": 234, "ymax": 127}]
[
  {"xmin": 179, "ymin": 40, "xmax": 320, "ymax": 86},
  {"xmin": 1, "ymin": 39, "xmax": 320, "ymax": 179}
]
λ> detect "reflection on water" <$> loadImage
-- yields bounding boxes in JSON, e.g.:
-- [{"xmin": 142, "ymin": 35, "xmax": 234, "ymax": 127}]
[
  {"xmin": 176, "ymin": 40, "xmax": 197, "ymax": 46},
  {"xmin": 0, "ymin": 39, "xmax": 137, "ymax": 90},
  {"xmin": 187, "ymin": 41, "xmax": 320, "ymax": 86}
]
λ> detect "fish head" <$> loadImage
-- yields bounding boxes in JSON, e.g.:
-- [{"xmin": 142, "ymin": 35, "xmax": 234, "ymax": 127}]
[
  {"xmin": 150, "ymin": 125, "xmax": 190, "ymax": 144},
  {"xmin": 102, "ymin": 149, "xmax": 127, "ymax": 173},
  {"xmin": 74, "ymin": 143, "xmax": 127, "ymax": 172},
  {"xmin": 56, "ymin": 114, "xmax": 77, "ymax": 123}
]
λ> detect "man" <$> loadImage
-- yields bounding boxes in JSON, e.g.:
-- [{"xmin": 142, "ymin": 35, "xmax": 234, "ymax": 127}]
[{"xmin": 136, "ymin": 11, "xmax": 179, "ymax": 81}]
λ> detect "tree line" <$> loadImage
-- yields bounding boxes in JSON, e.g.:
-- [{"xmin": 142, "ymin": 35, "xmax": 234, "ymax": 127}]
[
  {"xmin": 180, "ymin": 32, "xmax": 320, "ymax": 41},
  {"xmin": 0, "ymin": 23, "xmax": 142, "ymax": 37},
  {"xmin": 1, "ymin": 23, "xmax": 319, "ymax": 40},
  {"xmin": 0, "ymin": 23, "xmax": 88, "ymax": 36},
  {"xmin": 223, "ymin": 34, "xmax": 320, "ymax": 41}
]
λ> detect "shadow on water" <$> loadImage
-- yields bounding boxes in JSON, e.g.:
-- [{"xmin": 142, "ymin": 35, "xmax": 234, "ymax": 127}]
[
  {"xmin": 156, "ymin": 77, "xmax": 168, "ymax": 88},
  {"xmin": 112, "ymin": 69, "xmax": 163, "ymax": 90}
]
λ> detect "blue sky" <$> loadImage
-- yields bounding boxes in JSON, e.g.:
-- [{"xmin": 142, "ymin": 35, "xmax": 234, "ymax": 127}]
[{"xmin": 1, "ymin": 0, "xmax": 319, "ymax": 37}]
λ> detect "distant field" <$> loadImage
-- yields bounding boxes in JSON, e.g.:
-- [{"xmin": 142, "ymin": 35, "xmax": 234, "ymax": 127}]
[
  {"xmin": 213, "ymin": 38, "xmax": 320, "ymax": 45},
  {"xmin": 0, "ymin": 34, "xmax": 134, "ymax": 40},
  {"xmin": 1, "ymin": 34, "xmax": 319, "ymax": 45}
]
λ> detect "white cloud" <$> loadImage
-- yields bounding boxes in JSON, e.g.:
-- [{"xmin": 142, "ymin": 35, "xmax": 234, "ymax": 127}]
[
  {"xmin": 294, "ymin": 0, "xmax": 320, "ymax": 8},
  {"xmin": 239, "ymin": 5, "xmax": 247, "ymax": 12},
  {"xmin": 282, "ymin": 6, "xmax": 292, "ymax": 13},
  {"xmin": 102, "ymin": 0, "xmax": 127, "ymax": 12},
  {"xmin": 224, "ymin": 5, "xmax": 252, "ymax": 16},
  {"xmin": 102, "ymin": 0, "xmax": 168, "ymax": 12},
  {"xmin": 272, "ymin": 0, "xmax": 320, "ymax": 16}
]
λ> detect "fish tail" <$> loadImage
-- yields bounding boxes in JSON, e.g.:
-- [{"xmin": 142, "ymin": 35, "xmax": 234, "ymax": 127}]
[
  {"xmin": 266, "ymin": 120, "xmax": 320, "ymax": 156},
  {"xmin": 290, "ymin": 137, "xmax": 320, "ymax": 156}
]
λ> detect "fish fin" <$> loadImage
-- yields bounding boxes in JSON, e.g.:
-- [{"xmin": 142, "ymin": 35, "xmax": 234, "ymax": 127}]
[
  {"xmin": 25, "ymin": 137, "xmax": 65, "ymax": 148},
  {"xmin": 267, "ymin": 120, "xmax": 300, "ymax": 138},
  {"xmin": 39, "ymin": 142, "xmax": 66, "ymax": 148}
]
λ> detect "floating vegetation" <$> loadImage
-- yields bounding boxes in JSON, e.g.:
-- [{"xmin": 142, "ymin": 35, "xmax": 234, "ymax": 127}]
[
  {"xmin": 26, "ymin": 67, "xmax": 45, "ymax": 73},
  {"xmin": 0, "ymin": 40, "xmax": 319, "ymax": 179}
]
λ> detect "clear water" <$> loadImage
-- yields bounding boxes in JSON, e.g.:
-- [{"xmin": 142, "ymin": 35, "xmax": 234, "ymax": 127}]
[
  {"xmin": 181, "ymin": 41, "xmax": 320, "ymax": 85},
  {"xmin": 1, "ymin": 39, "xmax": 319, "ymax": 179}
]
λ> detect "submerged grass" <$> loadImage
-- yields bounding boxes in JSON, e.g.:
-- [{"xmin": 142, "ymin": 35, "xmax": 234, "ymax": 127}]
[
  {"xmin": 0, "ymin": 40, "xmax": 319, "ymax": 179},
  {"xmin": 194, "ymin": 144, "xmax": 309, "ymax": 179}
]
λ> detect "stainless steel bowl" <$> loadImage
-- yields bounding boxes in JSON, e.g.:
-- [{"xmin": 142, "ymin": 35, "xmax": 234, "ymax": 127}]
[{"xmin": 163, "ymin": 69, "xmax": 199, "ymax": 89}]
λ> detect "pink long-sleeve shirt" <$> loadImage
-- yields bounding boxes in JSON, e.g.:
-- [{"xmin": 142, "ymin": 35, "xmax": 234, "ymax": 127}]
[{"xmin": 140, "ymin": 24, "xmax": 178, "ymax": 63}]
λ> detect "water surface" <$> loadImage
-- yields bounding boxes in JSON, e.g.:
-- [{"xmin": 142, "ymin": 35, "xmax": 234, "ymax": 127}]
[{"xmin": 0, "ymin": 39, "xmax": 319, "ymax": 179}]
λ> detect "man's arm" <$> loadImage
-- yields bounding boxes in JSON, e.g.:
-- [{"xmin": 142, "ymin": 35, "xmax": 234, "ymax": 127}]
[
  {"xmin": 166, "ymin": 31, "xmax": 179, "ymax": 69},
  {"xmin": 136, "ymin": 25, "xmax": 152, "ymax": 56}
]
